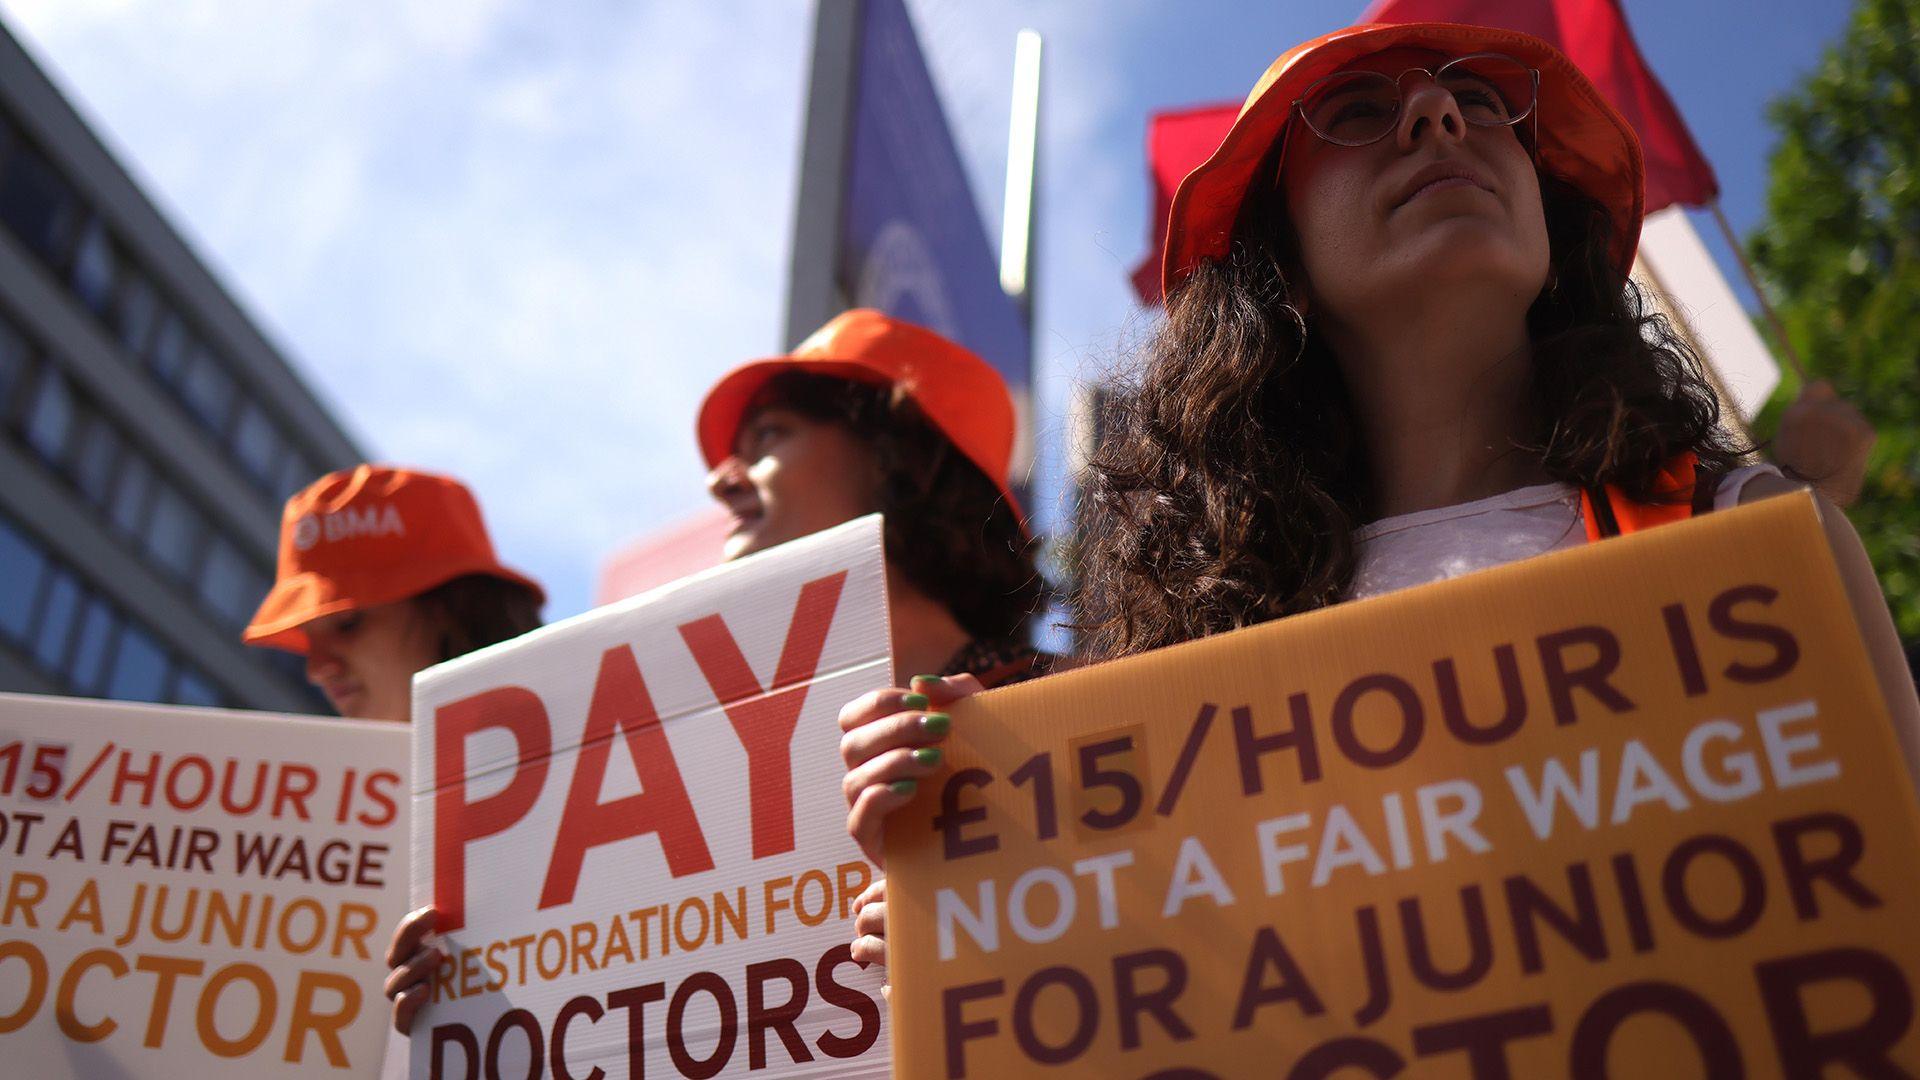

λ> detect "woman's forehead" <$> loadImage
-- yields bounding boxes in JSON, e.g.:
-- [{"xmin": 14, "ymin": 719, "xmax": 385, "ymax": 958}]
[
  {"xmin": 733, "ymin": 402, "xmax": 784, "ymax": 441},
  {"xmin": 305, "ymin": 606, "xmax": 367, "ymax": 636},
  {"xmin": 741, "ymin": 398, "xmax": 791, "ymax": 423},
  {"xmin": 738, "ymin": 389, "xmax": 803, "ymax": 429},
  {"xmin": 733, "ymin": 400, "xmax": 822, "ymax": 455}
]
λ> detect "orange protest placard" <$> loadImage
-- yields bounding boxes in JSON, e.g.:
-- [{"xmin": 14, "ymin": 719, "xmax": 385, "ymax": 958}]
[{"xmin": 885, "ymin": 492, "xmax": 1920, "ymax": 1078}]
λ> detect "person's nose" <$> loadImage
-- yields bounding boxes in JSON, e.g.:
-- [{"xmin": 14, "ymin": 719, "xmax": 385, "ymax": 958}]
[
  {"xmin": 1395, "ymin": 74, "xmax": 1466, "ymax": 151},
  {"xmin": 305, "ymin": 642, "xmax": 342, "ymax": 685},
  {"xmin": 706, "ymin": 456, "xmax": 750, "ymax": 502}
]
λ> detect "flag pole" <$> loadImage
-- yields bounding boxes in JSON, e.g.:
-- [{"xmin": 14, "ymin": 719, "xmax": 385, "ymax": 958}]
[
  {"xmin": 1000, "ymin": 29, "xmax": 1042, "ymax": 503},
  {"xmin": 1706, "ymin": 199, "xmax": 1809, "ymax": 384}
]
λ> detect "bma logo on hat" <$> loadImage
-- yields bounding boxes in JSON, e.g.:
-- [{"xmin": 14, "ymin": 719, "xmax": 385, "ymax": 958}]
[
  {"xmin": 295, "ymin": 505, "xmax": 406, "ymax": 551},
  {"xmin": 291, "ymin": 515, "xmax": 322, "ymax": 551}
]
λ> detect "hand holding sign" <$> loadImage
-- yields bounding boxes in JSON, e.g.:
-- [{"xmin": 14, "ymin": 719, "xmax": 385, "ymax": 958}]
[
  {"xmin": 840, "ymin": 674, "xmax": 982, "ymax": 864},
  {"xmin": 838, "ymin": 673, "xmax": 983, "ymax": 971},
  {"xmin": 383, "ymin": 905, "xmax": 439, "ymax": 1034}
]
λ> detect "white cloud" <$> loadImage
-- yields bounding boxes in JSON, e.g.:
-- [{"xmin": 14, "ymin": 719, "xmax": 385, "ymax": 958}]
[
  {"xmin": 1, "ymin": 0, "xmax": 1160, "ymax": 618},
  {"xmin": 2, "ymin": 0, "xmax": 813, "ymax": 617}
]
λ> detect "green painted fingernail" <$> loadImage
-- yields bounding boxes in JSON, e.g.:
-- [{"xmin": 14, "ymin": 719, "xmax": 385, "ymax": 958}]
[
  {"xmin": 911, "ymin": 673, "xmax": 944, "ymax": 687},
  {"xmin": 902, "ymin": 692, "xmax": 930, "ymax": 710},
  {"xmin": 912, "ymin": 747, "xmax": 943, "ymax": 765},
  {"xmin": 920, "ymin": 713, "xmax": 951, "ymax": 736},
  {"xmin": 889, "ymin": 779, "xmax": 918, "ymax": 796}
]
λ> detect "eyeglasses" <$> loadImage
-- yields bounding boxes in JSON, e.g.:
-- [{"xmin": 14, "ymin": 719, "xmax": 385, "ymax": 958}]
[{"xmin": 1291, "ymin": 53, "xmax": 1540, "ymax": 147}]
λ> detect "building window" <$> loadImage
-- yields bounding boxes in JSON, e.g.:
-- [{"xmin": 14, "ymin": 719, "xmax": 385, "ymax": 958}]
[
  {"xmin": 197, "ymin": 537, "xmax": 259, "ymax": 630},
  {"xmin": 0, "ymin": 515, "xmax": 47, "ymax": 642},
  {"xmin": 23, "ymin": 365, "xmax": 74, "ymax": 465},
  {"xmin": 232, "ymin": 400, "xmax": 284, "ymax": 488},
  {"xmin": 277, "ymin": 451, "xmax": 318, "ymax": 502},
  {"xmin": 143, "ymin": 481, "xmax": 205, "ymax": 582},
  {"xmin": 0, "ymin": 505, "xmax": 299, "ymax": 708},
  {"xmin": 0, "ymin": 315, "xmax": 28, "ymax": 414},
  {"xmin": 179, "ymin": 346, "xmax": 237, "ymax": 433},
  {"xmin": 0, "ymin": 140, "xmax": 81, "ymax": 269},
  {"xmin": 108, "ymin": 451, "xmax": 153, "ymax": 538},
  {"xmin": 67, "ymin": 596, "xmax": 117, "ymax": 696},
  {"xmin": 112, "ymin": 270, "xmax": 160, "ymax": 358},
  {"xmin": 30, "ymin": 568, "xmax": 80, "ymax": 672},
  {"xmin": 69, "ymin": 412, "xmax": 122, "ymax": 507},
  {"xmin": 146, "ymin": 311, "xmax": 189, "ymax": 387},
  {"xmin": 105, "ymin": 623, "xmax": 169, "ymax": 701},
  {"xmin": 70, "ymin": 217, "xmax": 116, "ymax": 316},
  {"xmin": 171, "ymin": 668, "xmax": 224, "ymax": 708}
]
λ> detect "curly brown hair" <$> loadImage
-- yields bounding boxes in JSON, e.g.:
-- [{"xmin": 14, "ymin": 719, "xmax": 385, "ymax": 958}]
[
  {"xmin": 751, "ymin": 371, "xmax": 1043, "ymax": 642},
  {"xmin": 1074, "ymin": 165, "xmax": 1748, "ymax": 660}
]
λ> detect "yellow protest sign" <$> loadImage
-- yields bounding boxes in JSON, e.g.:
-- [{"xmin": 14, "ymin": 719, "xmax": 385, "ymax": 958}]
[{"xmin": 885, "ymin": 492, "xmax": 1920, "ymax": 1078}]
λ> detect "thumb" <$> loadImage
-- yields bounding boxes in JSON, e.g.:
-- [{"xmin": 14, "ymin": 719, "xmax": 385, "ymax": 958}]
[{"xmin": 910, "ymin": 671, "xmax": 985, "ymax": 704}]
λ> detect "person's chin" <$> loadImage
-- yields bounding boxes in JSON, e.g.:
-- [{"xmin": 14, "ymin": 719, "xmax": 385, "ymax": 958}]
[
  {"xmin": 348, "ymin": 692, "xmax": 412, "ymax": 723},
  {"xmin": 1398, "ymin": 204, "xmax": 1510, "ymax": 245},
  {"xmin": 723, "ymin": 525, "xmax": 784, "ymax": 562},
  {"xmin": 1395, "ymin": 219, "xmax": 1532, "ymax": 281}
]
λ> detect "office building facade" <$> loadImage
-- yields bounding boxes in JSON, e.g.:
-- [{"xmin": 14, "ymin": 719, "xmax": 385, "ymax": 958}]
[{"xmin": 0, "ymin": 22, "xmax": 362, "ymax": 713}]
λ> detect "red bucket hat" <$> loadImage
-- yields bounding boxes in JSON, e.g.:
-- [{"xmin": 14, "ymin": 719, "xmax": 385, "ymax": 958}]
[
  {"xmin": 1161, "ymin": 22, "xmax": 1645, "ymax": 298},
  {"xmin": 242, "ymin": 465, "xmax": 543, "ymax": 653},
  {"xmin": 697, "ymin": 309, "xmax": 1025, "ymax": 523}
]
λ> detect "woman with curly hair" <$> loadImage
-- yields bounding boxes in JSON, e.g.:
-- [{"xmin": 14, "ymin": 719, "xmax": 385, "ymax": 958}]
[
  {"xmin": 383, "ymin": 307, "xmax": 1048, "ymax": 1033},
  {"xmin": 837, "ymin": 20, "xmax": 1920, "ymax": 977},
  {"xmin": 1072, "ymin": 25, "xmax": 1908, "ymax": 666},
  {"xmin": 695, "ymin": 308, "xmax": 1046, "ymax": 684}
]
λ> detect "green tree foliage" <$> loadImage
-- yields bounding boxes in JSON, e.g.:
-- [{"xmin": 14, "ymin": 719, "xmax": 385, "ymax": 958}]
[{"xmin": 1749, "ymin": 0, "xmax": 1920, "ymax": 637}]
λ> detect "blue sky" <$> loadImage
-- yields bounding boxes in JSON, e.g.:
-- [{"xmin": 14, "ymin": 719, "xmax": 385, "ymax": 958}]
[{"xmin": 0, "ymin": 0, "xmax": 1853, "ymax": 622}]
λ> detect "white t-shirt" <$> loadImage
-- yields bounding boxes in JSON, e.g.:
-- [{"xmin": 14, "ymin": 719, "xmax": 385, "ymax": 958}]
[{"xmin": 1345, "ymin": 463, "xmax": 1780, "ymax": 601}]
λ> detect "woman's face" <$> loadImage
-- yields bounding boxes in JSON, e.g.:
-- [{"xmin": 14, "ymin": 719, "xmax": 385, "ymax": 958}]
[
  {"xmin": 303, "ymin": 600, "xmax": 443, "ymax": 722},
  {"xmin": 707, "ymin": 405, "xmax": 881, "ymax": 561},
  {"xmin": 1280, "ymin": 48, "xmax": 1550, "ymax": 337}
]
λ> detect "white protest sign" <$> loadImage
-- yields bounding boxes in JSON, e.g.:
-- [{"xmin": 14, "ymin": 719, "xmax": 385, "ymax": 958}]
[
  {"xmin": 410, "ymin": 515, "xmax": 891, "ymax": 1079},
  {"xmin": 0, "ymin": 693, "xmax": 410, "ymax": 1077}
]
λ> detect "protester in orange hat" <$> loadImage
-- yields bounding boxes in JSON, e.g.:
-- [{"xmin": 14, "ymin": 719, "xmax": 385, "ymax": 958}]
[
  {"xmin": 837, "ymin": 21, "xmax": 1920, "ymax": 982},
  {"xmin": 697, "ymin": 308, "xmax": 1046, "ymax": 682},
  {"xmin": 244, "ymin": 464, "xmax": 544, "ymax": 723},
  {"xmin": 381, "ymin": 309, "xmax": 1049, "ymax": 1034}
]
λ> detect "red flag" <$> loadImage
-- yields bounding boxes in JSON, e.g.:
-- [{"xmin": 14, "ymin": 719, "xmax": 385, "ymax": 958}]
[
  {"xmin": 1362, "ymin": 0, "xmax": 1717, "ymax": 213},
  {"xmin": 1131, "ymin": 103, "xmax": 1239, "ymax": 305}
]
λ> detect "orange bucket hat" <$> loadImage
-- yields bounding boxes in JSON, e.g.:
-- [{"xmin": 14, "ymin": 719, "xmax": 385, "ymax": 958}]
[
  {"xmin": 242, "ymin": 465, "xmax": 543, "ymax": 653},
  {"xmin": 697, "ymin": 309, "xmax": 1025, "ymax": 522},
  {"xmin": 1161, "ymin": 22, "xmax": 1645, "ymax": 298}
]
